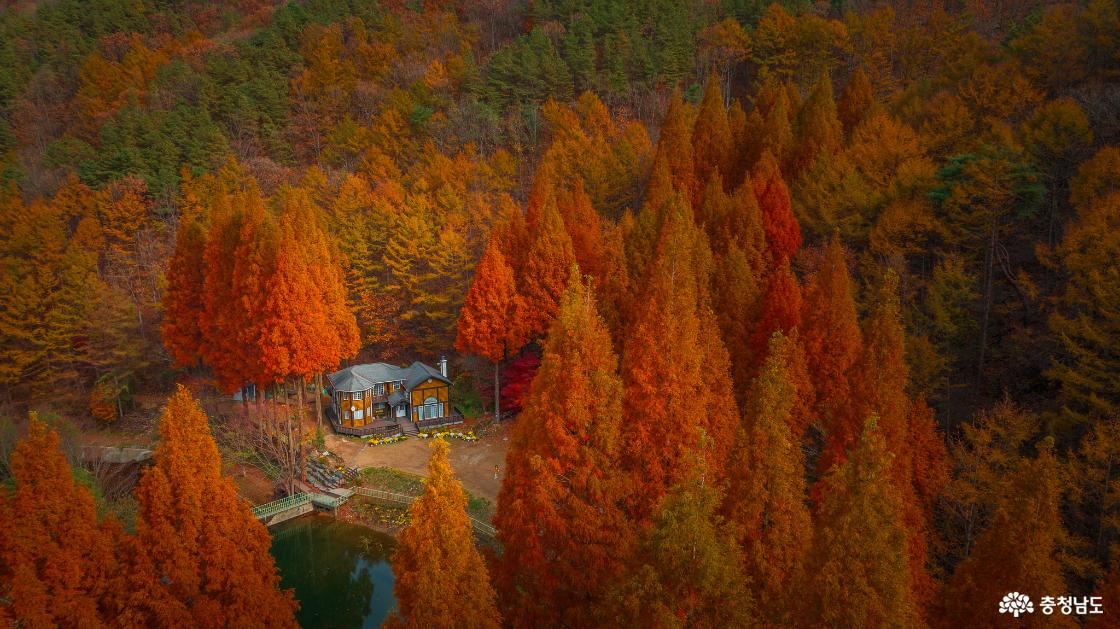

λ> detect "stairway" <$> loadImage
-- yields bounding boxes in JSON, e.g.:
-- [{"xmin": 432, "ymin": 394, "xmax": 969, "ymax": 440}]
[{"xmin": 400, "ymin": 420, "xmax": 419, "ymax": 436}]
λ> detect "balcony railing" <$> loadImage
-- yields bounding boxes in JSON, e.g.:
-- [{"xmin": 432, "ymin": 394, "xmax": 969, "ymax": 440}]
[{"xmin": 416, "ymin": 410, "xmax": 464, "ymax": 431}]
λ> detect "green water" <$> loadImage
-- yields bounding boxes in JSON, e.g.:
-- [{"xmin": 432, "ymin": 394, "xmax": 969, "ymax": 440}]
[{"xmin": 270, "ymin": 515, "xmax": 397, "ymax": 628}]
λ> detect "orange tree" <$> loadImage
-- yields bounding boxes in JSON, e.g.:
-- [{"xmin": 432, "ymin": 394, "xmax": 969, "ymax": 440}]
[
  {"xmin": 387, "ymin": 439, "xmax": 501, "ymax": 629},
  {"xmin": 493, "ymin": 271, "xmax": 632, "ymax": 626},
  {"xmin": 128, "ymin": 385, "xmax": 298, "ymax": 627}
]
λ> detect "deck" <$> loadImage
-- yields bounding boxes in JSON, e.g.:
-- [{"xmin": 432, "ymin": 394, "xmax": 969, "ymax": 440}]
[{"xmin": 326, "ymin": 407, "xmax": 464, "ymax": 437}]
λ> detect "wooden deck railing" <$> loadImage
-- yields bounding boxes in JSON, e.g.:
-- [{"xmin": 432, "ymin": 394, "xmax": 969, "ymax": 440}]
[{"xmin": 416, "ymin": 411, "xmax": 465, "ymax": 431}]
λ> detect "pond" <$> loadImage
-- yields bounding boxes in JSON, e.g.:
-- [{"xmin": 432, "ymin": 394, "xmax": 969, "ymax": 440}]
[{"xmin": 270, "ymin": 514, "xmax": 398, "ymax": 628}]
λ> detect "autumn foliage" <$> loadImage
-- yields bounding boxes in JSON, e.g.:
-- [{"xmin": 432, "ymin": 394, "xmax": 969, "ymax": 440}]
[
  {"xmin": 388, "ymin": 439, "xmax": 501, "ymax": 629},
  {"xmin": 4, "ymin": 0, "xmax": 1120, "ymax": 625},
  {"xmin": 128, "ymin": 385, "xmax": 298, "ymax": 626},
  {"xmin": 494, "ymin": 273, "xmax": 631, "ymax": 626}
]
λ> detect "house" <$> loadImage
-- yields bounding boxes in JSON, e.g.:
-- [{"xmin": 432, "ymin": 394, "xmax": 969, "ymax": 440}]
[{"xmin": 325, "ymin": 357, "xmax": 460, "ymax": 437}]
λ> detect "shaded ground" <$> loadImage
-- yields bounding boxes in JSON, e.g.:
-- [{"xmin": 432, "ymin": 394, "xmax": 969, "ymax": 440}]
[
  {"xmin": 323, "ymin": 422, "xmax": 510, "ymax": 504},
  {"xmin": 231, "ymin": 463, "xmax": 278, "ymax": 504}
]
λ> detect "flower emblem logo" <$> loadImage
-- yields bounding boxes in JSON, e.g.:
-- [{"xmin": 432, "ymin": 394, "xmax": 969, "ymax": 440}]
[{"xmin": 999, "ymin": 592, "xmax": 1035, "ymax": 617}]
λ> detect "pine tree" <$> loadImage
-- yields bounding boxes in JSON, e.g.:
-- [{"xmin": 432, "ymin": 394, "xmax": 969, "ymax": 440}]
[
  {"xmin": 0, "ymin": 414, "xmax": 123, "ymax": 627},
  {"xmin": 941, "ymin": 441, "xmax": 1076, "ymax": 628},
  {"xmin": 723, "ymin": 332, "xmax": 813, "ymax": 626},
  {"xmin": 388, "ymin": 439, "xmax": 501, "ymax": 629},
  {"xmin": 806, "ymin": 416, "xmax": 918, "ymax": 627},
  {"xmin": 494, "ymin": 272, "xmax": 631, "ymax": 627},
  {"xmin": 129, "ymin": 386, "xmax": 298, "ymax": 627},
  {"xmin": 456, "ymin": 238, "xmax": 524, "ymax": 421}
]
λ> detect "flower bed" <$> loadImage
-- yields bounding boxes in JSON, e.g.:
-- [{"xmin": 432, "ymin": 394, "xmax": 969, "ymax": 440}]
[
  {"xmin": 416, "ymin": 430, "xmax": 477, "ymax": 442},
  {"xmin": 366, "ymin": 434, "xmax": 408, "ymax": 447}
]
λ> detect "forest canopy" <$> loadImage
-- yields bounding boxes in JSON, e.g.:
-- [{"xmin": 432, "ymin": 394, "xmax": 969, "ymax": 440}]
[{"xmin": 2, "ymin": 0, "xmax": 1120, "ymax": 626}]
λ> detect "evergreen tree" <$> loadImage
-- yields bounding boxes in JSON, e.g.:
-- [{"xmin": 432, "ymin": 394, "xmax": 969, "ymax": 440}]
[{"xmin": 388, "ymin": 439, "xmax": 501, "ymax": 629}]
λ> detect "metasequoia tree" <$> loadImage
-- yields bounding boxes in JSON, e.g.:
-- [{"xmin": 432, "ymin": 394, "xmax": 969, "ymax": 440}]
[
  {"xmin": 723, "ymin": 332, "xmax": 812, "ymax": 626},
  {"xmin": 494, "ymin": 272, "xmax": 631, "ymax": 627},
  {"xmin": 801, "ymin": 235, "xmax": 862, "ymax": 449},
  {"xmin": 519, "ymin": 190, "xmax": 576, "ymax": 340},
  {"xmin": 388, "ymin": 439, "xmax": 501, "ymax": 629},
  {"xmin": 805, "ymin": 417, "xmax": 918, "ymax": 628},
  {"xmin": 456, "ymin": 238, "xmax": 525, "ymax": 421},
  {"xmin": 941, "ymin": 442, "xmax": 1076, "ymax": 629},
  {"xmin": 691, "ymin": 74, "xmax": 732, "ymax": 201},
  {"xmin": 651, "ymin": 90, "xmax": 696, "ymax": 201},
  {"xmin": 841, "ymin": 269, "xmax": 947, "ymax": 615},
  {"xmin": 0, "ymin": 414, "xmax": 124, "ymax": 626},
  {"xmin": 620, "ymin": 193, "xmax": 738, "ymax": 522},
  {"xmin": 128, "ymin": 386, "xmax": 298, "ymax": 627},
  {"xmin": 753, "ymin": 151, "xmax": 802, "ymax": 266},
  {"xmin": 162, "ymin": 211, "xmax": 208, "ymax": 369},
  {"xmin": 604, "ymin": 453, "xmax": 754, "ymax": 628}
]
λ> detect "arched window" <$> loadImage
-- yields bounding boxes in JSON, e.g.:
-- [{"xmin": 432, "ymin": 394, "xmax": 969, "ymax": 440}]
[{"xmin": 424, "ymin": 396, "xmax": 443, "ymax": 419}]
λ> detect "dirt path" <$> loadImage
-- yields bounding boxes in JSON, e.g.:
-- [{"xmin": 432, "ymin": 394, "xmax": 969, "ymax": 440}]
[{"xmin": 323, "ymin": 424, "xmax": 511, "ymax": 504}]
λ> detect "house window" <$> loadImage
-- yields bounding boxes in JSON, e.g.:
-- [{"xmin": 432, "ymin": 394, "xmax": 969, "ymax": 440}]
[
  {"xmin": 343, "ymin": 392, "xmax": 350, "ymax": 400},
  {"xmin": 392, "ymin": 381, "xmax": 401, "ymax": 391},
  {"xmin": 344, "ymin": 411, "xmax": 351, "ymax": 419},
  {"xmin": 396, "ymin": 405, "xmax": 406, "ymax": 418},
  {"xmin": 424, "ymin": 396, "xmax": 441, "ymax": 419},
  {"xmin": 354, "ymin": 390, "xmax": 363, "ymax": 400},
  {"xmin": 374, "ymin": 383, "xmax": 385, "ymax": 395},
  {"xmin": 354, "ymin": 409, "xmax": 364, "ymax": 420}
]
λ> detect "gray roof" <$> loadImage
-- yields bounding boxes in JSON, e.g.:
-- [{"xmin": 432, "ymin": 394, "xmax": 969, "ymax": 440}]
[{"xmin": 327, "ymin": 361, "xmax": 450, "ymax": 393}]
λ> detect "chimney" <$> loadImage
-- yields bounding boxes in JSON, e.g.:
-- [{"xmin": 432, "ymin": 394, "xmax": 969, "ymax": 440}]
[{"xmin": 439, "ymin": 355, "xmax": 448, "ymax": 378}]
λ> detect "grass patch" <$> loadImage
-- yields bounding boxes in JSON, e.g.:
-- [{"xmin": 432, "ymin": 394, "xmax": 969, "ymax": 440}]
[
  {"xmin": 467, "ymin": 494, "xmax": 494, "ymax": 520},
  {"xmin": 361, "ymin": 466, "xmax": 425, "ymax": 494}
]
